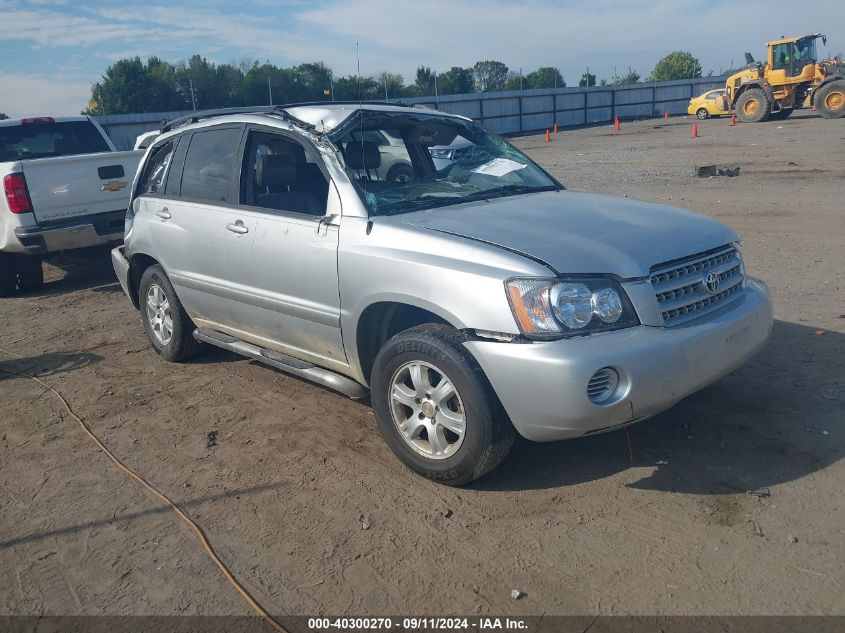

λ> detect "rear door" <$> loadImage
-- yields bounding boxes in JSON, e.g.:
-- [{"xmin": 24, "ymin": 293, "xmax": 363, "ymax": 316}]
[{"xmin": 135, "ymin": 125, "xmax": 245, "ymax": 327}]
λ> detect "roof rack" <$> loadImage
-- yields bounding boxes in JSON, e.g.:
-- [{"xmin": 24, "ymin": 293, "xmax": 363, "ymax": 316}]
[
  {"xmin": 160, "ymin": 106, "xmax": 280, "ymax": 132},
  {"xmin": 160, "ymin": 101, "xmax": 416, "ymax": 134}
]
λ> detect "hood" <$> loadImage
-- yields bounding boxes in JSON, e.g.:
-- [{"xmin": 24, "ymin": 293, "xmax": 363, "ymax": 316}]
[{"xmin": 389, "ymin": 190, "xmax": 737, "ymax": 279}]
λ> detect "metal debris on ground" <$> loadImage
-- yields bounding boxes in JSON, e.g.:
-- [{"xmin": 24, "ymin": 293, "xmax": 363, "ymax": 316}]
[
  {"xmin": 206, "ymin": 430, "xmax": 219, "ymax": 449},
  {"xmin": 511, "ymin": 589, "xmax": 525, "ymax": 600},
  {"xmin": 696, "ymin": 165, "xmax": 741, "ymax": 178},
  {"xmin": 747, "ymin": 487, "xmax": 771, "ymax": 498}
]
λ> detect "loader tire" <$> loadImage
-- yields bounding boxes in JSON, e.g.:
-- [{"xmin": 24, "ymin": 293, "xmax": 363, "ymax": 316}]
[
  {"xmin": 736, "ymin": 88, "xmax": 771, "ymax": 123},
  {"xmin": 816, "ymin": 81, "xmax": 845, "ymax": 119}
]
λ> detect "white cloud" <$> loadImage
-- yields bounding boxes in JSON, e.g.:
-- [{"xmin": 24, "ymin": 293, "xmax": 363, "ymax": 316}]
[{"xmin": 0, "ymin": 72, "xmax": 90, "ymax": 117}]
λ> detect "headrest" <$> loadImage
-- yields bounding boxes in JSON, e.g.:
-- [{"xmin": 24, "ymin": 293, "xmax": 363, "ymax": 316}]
[
  {"xmin": 270, "ymin": 140, "xmax": 306, "ymax": 164},
  {"xmin": 345, "ymin": 141, "xmax": 381, "ymax": 170},
  {"xmin": 255, "ymin": 155, "xmax": 296, "ymax": 189}
]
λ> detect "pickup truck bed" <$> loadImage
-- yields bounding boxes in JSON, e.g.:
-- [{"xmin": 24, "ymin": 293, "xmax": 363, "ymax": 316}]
[{"xmin": 0, "ymin": 116, "xmax": 142, "ymax": 295}]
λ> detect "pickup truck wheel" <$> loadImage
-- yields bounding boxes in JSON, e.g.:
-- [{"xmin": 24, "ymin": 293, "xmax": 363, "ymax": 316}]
[
  {"xmin": 0, "ymin": 254, "xmax": 16, "ymax": 297},
  {"xmin": 371, "ymin": 324, "xmax": 515, "ymax": 486},
  {"xmin": 13, "ymin": 255, "xmax": 43, "ymax": 292},
  {"xmin": 138, "ymin": 265, "xmax": 201, "ymax": 362}
]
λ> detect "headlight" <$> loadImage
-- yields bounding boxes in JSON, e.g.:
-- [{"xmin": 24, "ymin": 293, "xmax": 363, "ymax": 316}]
[{"xmin": 506, "ymin": 277, "xmax": 638, "ymax": 339}]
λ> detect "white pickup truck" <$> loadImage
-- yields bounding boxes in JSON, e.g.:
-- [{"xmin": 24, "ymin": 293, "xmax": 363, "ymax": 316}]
[{"xmin": 0, "ymin": 115, "xmax": 142, "ymax": 296}]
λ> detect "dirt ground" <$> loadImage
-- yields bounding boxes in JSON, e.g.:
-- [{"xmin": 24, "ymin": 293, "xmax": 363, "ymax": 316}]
[{"xmin": 1, "ymin": 111, "xmax": 843, "ymax": 620}]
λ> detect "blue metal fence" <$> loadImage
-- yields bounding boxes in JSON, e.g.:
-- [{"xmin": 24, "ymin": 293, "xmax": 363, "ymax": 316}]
[{"xmin": 94, "ymin": 77, "xmax": 726, "ymax": 150}]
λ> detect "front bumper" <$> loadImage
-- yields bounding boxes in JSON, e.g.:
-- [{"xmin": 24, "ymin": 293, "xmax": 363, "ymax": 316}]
[
  {"xmin": 111, "ymin": 245, "xmax": 132, "ymax": 303},
  {"xmin": 465, "ymin": 279, "xmax": 773, "ymax": 442}
]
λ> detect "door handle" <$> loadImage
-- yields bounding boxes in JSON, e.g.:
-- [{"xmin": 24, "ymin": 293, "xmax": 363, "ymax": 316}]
[
  {"xmin": 227, "ymin": 220, "xmax": 249, "ymax": 234},
  {"xmin": 156, "ymin": 208, "xmax": 171, "ymax": 220}
]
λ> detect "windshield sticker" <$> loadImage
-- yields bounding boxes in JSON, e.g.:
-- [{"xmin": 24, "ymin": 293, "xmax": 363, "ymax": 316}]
[{"xmin": 472, "ymin": 158, "xmax": 528, "ymax": 177}]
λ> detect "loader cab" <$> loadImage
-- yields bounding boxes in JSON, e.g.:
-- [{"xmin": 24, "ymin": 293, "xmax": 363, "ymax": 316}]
[{"xmin": 768, "ymin": 35, "xmax": 821, "ymax": 84}]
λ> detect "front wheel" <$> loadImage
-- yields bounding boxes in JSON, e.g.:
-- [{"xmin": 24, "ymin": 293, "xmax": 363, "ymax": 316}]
[
  {"xmin": 696, "ymin": 108, "xmax": 709, "ymax": 120},
  {"xmin": 371, "ymin": 324, "xmax": 515, "ymax": 486},
  {"xmin": 736, "ymin": 88, "xmax": 771, "ymax": 123},
  {"xmin": 138, "ymin": 264, "xmax": 202, "ymax": 362},
  {"xmin": 816, "ymin": 81, "xmax": 845, "ymax": 119}
]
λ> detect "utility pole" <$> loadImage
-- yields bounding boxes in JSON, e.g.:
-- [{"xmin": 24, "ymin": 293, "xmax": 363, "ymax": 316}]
[
  {"xmin": 520, "ymin": 67, "xmax": 523, "ymax": 91},
  {"xmin": 189, "ymin": 78, "xmax": 197, "ymax": 111},
  {"xmin": 330, "ymin": 71, "xmax": 335, "ymax": 101},
  {"xmin": 384, "ymin": 75, "xmax": 388, "ymax": 100},
  {"xmin": 433, "ymin": 71, "xmax": 439, "ymax": 106},
  {"xmin": 268, "ymin": 73, "xmax": 273, "ymax": 105}
]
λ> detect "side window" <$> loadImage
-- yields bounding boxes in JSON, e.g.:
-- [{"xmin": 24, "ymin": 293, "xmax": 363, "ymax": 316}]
[
  {"xmin": 772, "ymin": 43, "xmax": 791, "ymax": 71},
  {"xmin": 137, "ymin": 140, "xmax": 175, "ymax": 196},
  {"xmin": 241, "ymin": 130, "xmax": 329, "ymax": 216},
  {"xmin": 180, "ymin": 127, "xmax": 242, "ymax": 204}
]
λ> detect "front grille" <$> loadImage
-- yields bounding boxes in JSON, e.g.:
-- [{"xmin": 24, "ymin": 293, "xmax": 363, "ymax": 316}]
[{"xmin": 650, "ymin": 246, "xmax": 744, "ymax": 326}]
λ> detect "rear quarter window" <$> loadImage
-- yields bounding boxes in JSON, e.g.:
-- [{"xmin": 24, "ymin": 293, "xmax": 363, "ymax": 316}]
[{"xmin": 0, "ymin": 121, "xmax": 111, "ymax": 162}]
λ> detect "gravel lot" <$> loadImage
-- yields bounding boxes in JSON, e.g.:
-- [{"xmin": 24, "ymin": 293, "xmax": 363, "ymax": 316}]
[{"xmin": 1, "ymin": 111, "xmax": 843, "ymax": 620}]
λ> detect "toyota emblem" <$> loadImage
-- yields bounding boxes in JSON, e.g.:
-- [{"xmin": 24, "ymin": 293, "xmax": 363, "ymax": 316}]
[{"xmin": 703, "ymin": 272, "xmax": 720, "ymax": 294}]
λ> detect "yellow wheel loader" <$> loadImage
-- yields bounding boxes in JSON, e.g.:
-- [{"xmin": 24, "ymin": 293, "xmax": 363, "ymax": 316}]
[{"xmin": 725, "ymin": 34, "xmax": 845, "ymax": 122}]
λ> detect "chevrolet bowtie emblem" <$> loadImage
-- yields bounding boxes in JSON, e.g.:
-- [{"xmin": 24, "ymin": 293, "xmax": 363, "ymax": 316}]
[{"xmin": 101, "ymin": 180, "xmax": 127, "ymax": 192}]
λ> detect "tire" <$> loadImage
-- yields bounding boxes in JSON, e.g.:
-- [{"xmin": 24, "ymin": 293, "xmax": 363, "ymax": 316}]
[
  {"xmin": 386, "ymin": 163, "xmax": 414, "ymax": 183},
  {"xmin": 0, "ymin": 254, "xmax": 16, "ymax": 297},
  {"xmin": 736, "ymin": 88, "xmax": 771, "ymax": 123},
  {"xmin": 370, "ymin": 324, "xmax": 515, "ymax": 486},
  {"xmin": 13, "ymin": 255, "xmax": 43, "ymax": 292},
  {"xmin": 816, "ymin": 81, "xmax": 845, "ymax": 119},
  {"xmin": 138, "ymin": 264, "xmax": 202, "ymax": 362},
  {"xmin": 696, "ymin": 108, "xmax": 709, "ymax": 120}
]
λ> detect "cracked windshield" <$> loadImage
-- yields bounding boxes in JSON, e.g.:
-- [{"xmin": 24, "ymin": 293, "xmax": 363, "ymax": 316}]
[{"xmin": 331, "ymin": 113, "xmax": 561, "ymax": 215}]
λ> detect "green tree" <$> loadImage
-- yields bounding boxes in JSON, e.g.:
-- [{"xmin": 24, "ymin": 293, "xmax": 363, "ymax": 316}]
[
  {"xmin": 0, "ymin": 113, "xmax": 8, "ymax": 120},
  {"xmin": 376, "ymin": 72, "xmax": 405, "ymax": 99},
  {"xmin": 86, "ymin": 56, "xmax": 184, "ymax": 114},
  {"xmin": 294, "ymin": 62, "xmax": 333, "ymax": 101},
  {"xmin": 473, "ymin": 60, "xmax": 509, "ymax": 91},
  {"xmin": 612, "ymin": 67, "xmax": 641, "ymax": 85},
  {"xmin": 526, "ymin": 66, "xmax": 564, "ymax": 89},
  {"xmin": 331, "ymin": 75, "xmax": 382, "ymax": 101},
  {"xmin": 579, "ymin": 72, "xmax": 596, "ymax": 87},
  {"xmin": 414, "ymin": 66, "xmax": 435, "ymax": 95},
  {"xmin": 647, "ymin": 51, "xmax": 702, "ymax": 81},
  {"xmin": 503, "ymin": 71, "xmax": 522, "ymax": 91},
  {"xmin": 437, "ymin": 67, "xmax": 475, "ymax": 95}
]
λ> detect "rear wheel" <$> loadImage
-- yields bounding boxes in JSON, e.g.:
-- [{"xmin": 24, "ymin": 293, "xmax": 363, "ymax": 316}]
[
  {"xmin": 816, "ymin": 81, "xmax": 845, "ymax": 119},
  {"xmin": 0, "ymin": 254, "xmax": 16, "ymax": 297},
  {"xmin": 13, "ymin": 255, "xmax": 43, "ymax": 292},
  {"xmin": 736, "ymin": 88, "xmax": 771, "ymax": 123},
  {"xmin": 387, "ymin": 163, "xmax": 414, "ymax": 183},
  {"xmin": 696, "ymin": 108, "xmax": 709, "ymax": 120},
  {"xmin": 138, "ymin": 264, "xmax": 202, "ymax": 362},
  {"xmin": 371, "ymin": 324, "xmax": 515, "ymax": 486}
]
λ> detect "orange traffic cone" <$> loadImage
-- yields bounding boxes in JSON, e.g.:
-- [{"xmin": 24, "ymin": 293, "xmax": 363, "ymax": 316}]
[
  {"xmin": 545, "ymin": 129, "xmax": 551, "ymax": 142},
  {"xmin": 614, "ymin": 116, "xmax": 621, "ymax": 131},
  {"xmin": 691, "ymin": 123, "xmax": 699, "ymax": 138},
  {"xmin": 730, "ymin": 114, "xmax": 737, "ymax": 126},
  {"xmin": 663, "ymin": 111, "xmax": 669, "ymax": 120},
  {"xmin": 553, "ymin": 122, "xmax": 558, "ymax": 134}
]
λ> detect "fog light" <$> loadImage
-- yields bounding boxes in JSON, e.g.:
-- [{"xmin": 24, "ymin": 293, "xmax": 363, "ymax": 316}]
[{"xmin": 587, "ymin": 368, "xmax": 619, "ymax": 404}]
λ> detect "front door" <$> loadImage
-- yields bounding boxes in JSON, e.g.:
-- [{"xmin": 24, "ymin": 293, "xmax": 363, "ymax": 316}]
[{"xmin": 222, "ymin": 127, "xmax": 346, "ymax": 368}]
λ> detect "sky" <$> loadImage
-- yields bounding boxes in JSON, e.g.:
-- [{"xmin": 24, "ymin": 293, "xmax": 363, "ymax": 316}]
[{"xmin": 0, "ymin": 0, "xmax": 843, "ymax": 117}]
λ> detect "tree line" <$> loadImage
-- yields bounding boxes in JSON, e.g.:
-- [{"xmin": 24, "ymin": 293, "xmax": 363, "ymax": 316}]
[{"xmin": 82, "ymin": 51, "xmax": 703, "ymax": 115}]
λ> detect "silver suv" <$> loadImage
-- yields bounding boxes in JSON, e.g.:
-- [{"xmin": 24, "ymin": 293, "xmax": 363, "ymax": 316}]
[{"xmin": 113, "ymin": 103, "xmax": 773, "ymax": 485}]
